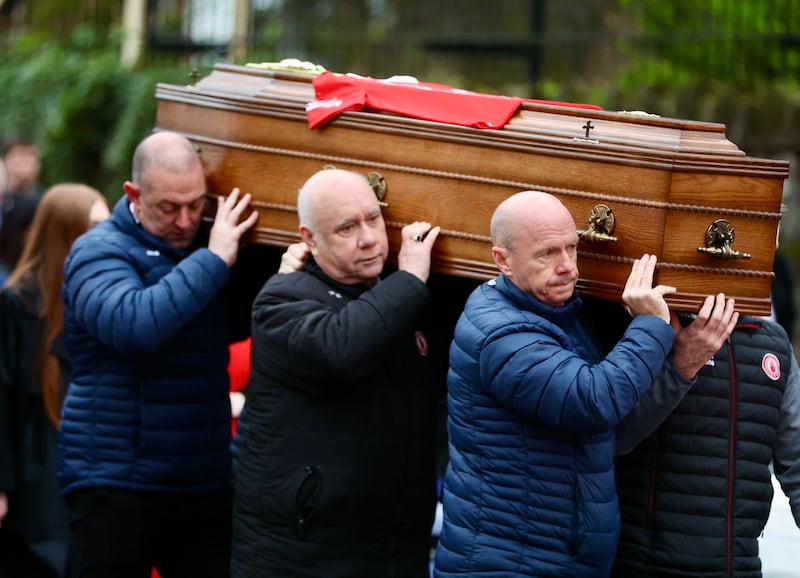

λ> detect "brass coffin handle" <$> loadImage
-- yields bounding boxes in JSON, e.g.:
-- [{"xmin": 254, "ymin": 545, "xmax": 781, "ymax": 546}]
[
  {"xmin": 577, "ymin": 204, "xmax": 618, "ymax": 243},
  {"xmin": 696, "ymin": 219, "xmax": 751, "ymax": 260},
  {"xmin": 322, "ymin": 165, "xmax": 388, "ymax": 207},
  {"xmin": 366, "ymin": 172, "xmax": 388, "ymax": 207}
]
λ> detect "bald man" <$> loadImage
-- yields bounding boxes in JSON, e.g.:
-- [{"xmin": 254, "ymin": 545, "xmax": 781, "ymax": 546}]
[
  {"xmin": 232, "ymin": 168, "xmax": 443, "ymax": 578},
  {"xmin": 59, "ymin": 130, "xmax": 258, "ymax": 578},
  {"xmin": 434, "ymin": 191, "xmax": 736, "ymax": 577}
]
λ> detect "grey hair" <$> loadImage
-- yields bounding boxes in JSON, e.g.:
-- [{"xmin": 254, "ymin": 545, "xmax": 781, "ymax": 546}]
[
  {"xmin": 490, "ymin": 203, "xmax": 516, "ymax": 252},
  {"xmin": 296, "ymin": 168, "xmax": 370, "ymax": 231}
]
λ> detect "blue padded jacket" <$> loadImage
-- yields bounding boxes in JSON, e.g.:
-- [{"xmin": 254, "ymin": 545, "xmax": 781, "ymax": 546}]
[
  {"xmin": 58, "ymin": 197, "xmax": 233, "ymax": 496},
  {"xmin": 434, "ymin": 275, "xmax": 674, "ymax": 577}
]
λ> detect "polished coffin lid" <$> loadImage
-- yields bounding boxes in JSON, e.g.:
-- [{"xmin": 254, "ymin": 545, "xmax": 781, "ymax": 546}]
[{"xmin": 154, "ymin": 63, "xmax": 790, "ymax": 315}]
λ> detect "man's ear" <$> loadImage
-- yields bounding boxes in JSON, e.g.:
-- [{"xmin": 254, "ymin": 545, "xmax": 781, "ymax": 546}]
[
  {"xmin": 299, "ymin": 225, "xmax": 316, "ymax": 252},
  {"xmin": 492, "ymin": 246, "xmax": 511, "ymax": 276},
  {"xmin": 123, "ymin": 181, "xmax": 139, "ymax": 203}
]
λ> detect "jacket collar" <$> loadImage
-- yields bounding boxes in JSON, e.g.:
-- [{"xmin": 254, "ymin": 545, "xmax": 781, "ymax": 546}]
[{"xmin": 305, "ymin": 257, "xmax": 379, "ymax": 299}]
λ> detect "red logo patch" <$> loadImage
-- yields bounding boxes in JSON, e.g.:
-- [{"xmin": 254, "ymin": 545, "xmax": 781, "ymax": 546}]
[
  {"xmin": 762, "ymin": 353, "xmax": 781, "ymax": 381},
  {"xmin": 415, "ymin": 331, "xmax": 429, "ymax": 357}
]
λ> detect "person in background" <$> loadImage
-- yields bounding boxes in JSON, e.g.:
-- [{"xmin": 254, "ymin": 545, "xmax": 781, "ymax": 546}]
[
  {"xmin": 2, "ymin": 138, "xmax": 42, "ymax": 199},
  {"xmin": 0, "ymin": 184, "xmax": 109, "ymax": 578},
  {"xmin": 58, "ymin": 130, "xmax": 258, "ymax": 578},
  {"xmin": 231, "ymin": 168, "xmax": 443, "ymax": 578},
  {"xmin": 0, "ymin": 154, "xmax": 7, "ymax": 191},
  {"xmin": 0, "ymin": 138, "xmax": 43, "ymax": 283},
  {"xmin": 604, "ymin": 197, "xmax": 799, "ymax": 576},
  {"xmin": 612, "ymin": 313, "xmax": 800, "ymax": 576},
  {"xmin": 0, "ymin": 155, "xmax": 7, "ymax": 286},
  {"xmin": 433, "ymin": 190, "xmax": 737, "ymax": 577}
]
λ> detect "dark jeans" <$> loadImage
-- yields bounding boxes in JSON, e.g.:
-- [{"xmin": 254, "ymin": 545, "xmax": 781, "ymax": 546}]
[{"xmin": 64, "ymin": 487, "xmax": 232, "ymax": 578}]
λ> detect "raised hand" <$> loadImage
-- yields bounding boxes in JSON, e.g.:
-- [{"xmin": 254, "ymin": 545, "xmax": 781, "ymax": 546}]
[
  {"xmin": 278, "ymin": 242, "xmax": 310, "ymax": 274},
  {"xmin": 671, "ymin": 293, "xmax": 738, "ymax": 379},
  {"xmin": 207, "ymin": 188, "xmax": 259, "ymax": 267},
  {"xmin": 397, "ymin": 221, "xmax": 441, "ymax": 283},
  {"xmin": 621, "ymin": 254, "xmax": 676, "ymax": 324}
]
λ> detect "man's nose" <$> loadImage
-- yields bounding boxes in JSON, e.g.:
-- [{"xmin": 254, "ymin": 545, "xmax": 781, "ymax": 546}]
[
  {"xmin": 556, "ymin": 250, "xmax": 577, "ymax": 272},
  {"xmin": 176, "ymin": 206, "xmax": 193, "ymax": 228},
  {"xmin": 358, "ymin": 222, "xmax": 377, "ymax": 246}
]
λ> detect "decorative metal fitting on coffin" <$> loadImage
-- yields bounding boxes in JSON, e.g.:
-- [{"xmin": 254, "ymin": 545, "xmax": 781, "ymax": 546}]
[
  {"xmin": 366, "ymin": 172, "xmax": 388, "ymax": 207},
  {"xmin": 322, "ymin": 165, "xmax": 388, "ymax": 207},
  {"xmin": 187, "ymin": 68, "xmax": 202, "ymax": 87},
  {"xmin": 697, "ymin": 219, "xmax": 751, "ymax": 260},
  {"xmin": 577, "ymin": 204, "xmax": 618, "ymax": 243},
  {"xmin": 573, "ymin": 120, "xmax": 599, "ymax": 144}
]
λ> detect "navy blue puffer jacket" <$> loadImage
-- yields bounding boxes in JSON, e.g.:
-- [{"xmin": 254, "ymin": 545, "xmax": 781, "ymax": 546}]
[
  {"xmin": 434, "ymin": 275, "xmax": 674, "ymax": 577},
  {"xmin": 58, "ymin": 197, "xmax": 233, "ymax": 495}
]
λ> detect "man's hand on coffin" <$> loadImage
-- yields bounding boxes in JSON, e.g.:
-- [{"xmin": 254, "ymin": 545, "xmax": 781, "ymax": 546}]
[
  {"xmin": 208, "ymin": 188, "xmax": 259, "ymax": 267},
  {"xmin": 278, "ymin": 242, "xmax": 310, "ymax": 274},
  {"xmin": 621, "ymin": 254, "xmax": 675, "ymax": 324},
  {"xmin": 398, "ymin": 221, "xmax": 441, "ymax": 283},
  {"xmin": 670, "ymin": 293, "xmax": 738, "ymax": 380}
]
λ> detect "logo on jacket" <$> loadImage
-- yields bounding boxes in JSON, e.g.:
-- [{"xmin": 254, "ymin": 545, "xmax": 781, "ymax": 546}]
[
  {"xmin": 415, "ymin": 330, "xmax": 429, "ymax": 357},
  {"xmin": 762, "ymin": 353, "xmax": 781, "ymax": 381},
  {"xmin": 327, "ymin": 290, "xmax": 342, "ymax": 299},
  {"xmin": 146, "ymin": 249, "xmax": 160, "ymax": 257}
]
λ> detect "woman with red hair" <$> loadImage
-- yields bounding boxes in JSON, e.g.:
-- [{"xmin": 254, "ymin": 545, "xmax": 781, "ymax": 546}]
[{"xmin": 0, "ymin": 183, "xmax": 109, "ymax": 578}]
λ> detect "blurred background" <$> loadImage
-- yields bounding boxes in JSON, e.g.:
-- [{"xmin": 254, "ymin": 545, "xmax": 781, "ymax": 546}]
[{"xmin": 1, "ymin": 0, "xmax": 799, "ymax": 327}]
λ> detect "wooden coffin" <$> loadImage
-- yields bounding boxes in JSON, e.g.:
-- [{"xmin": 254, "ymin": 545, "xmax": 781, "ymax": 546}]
[{"xmin": 154, "ymin": 63, "xmax": 790, "ymax": 315}]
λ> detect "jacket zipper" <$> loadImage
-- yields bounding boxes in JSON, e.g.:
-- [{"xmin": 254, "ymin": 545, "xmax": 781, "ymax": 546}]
[{"xmin": 295, "ymin": 464, "xmax": 320, "ymax": 539}]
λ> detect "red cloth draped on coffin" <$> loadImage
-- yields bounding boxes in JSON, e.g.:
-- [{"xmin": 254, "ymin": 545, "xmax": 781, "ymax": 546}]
[{"xmin": 306, "ymin": 71, "xmax": 603, "ymax": 130}]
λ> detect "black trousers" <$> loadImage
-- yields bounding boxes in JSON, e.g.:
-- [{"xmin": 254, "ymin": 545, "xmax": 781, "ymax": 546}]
[
  {"xmin": 64, "ymin": 487, "xmax": 232, "ymax": 578},
  {"xmin": 0, "ymin": 529, "xmax": 62, "ymax": 578}
]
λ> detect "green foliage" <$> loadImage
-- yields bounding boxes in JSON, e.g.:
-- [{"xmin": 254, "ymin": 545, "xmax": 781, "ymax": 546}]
[
  {"xmin": 614, "ymin": 0, "xmax": 800, "ymax": 88},
  {"xmin": 0, "ymin": 27, "xmax": 182, "ymax": 199},
  {"xmin": 2, "ymin": 1, "xmax": 799, "ymax": 202}
]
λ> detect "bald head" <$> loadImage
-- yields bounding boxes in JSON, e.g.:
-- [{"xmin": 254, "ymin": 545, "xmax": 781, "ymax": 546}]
[
  {"xmin": 491, "ymin": 191, "xmax": 580, "ymax": 306},
  {"xmin": 123, "ymin": 131, "xmax": 207, "ymax": 249},
  {"xmin": 296, "ymin": 168, "xmax": 388, "ymax": 284},
  {"xmin": 491, "ymin": 191, "xmax": 575, "ymax": 251},
  {"xmin": 132, "ymin": 131, "xmax": 202, "ymax": 193},
  {"xmin": 297, "ymin": 169, "xmax": 373, "ymax": 231}
]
